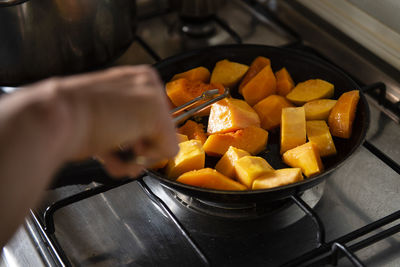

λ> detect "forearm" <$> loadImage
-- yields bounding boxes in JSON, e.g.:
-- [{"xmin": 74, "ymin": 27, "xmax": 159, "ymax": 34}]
[{"xmin": 0, "ymin": 80, "xmax": 76, "ymax": 247}]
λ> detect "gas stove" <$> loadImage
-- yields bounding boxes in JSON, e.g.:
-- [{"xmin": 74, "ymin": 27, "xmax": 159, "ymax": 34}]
[{"xmin": 2, "ymin": 0, "xmax": 400, "ymax": 266}]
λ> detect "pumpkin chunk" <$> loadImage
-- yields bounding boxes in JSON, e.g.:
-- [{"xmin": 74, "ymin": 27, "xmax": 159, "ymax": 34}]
[
  {"xmin": 280, "ymin": 107, "xmax": 306, "ymax": 154},
  {"xmin": 253, "ymin": 95, "xmax": 294, "ymax": 130},
  {"xmin": 239, "ymin": 56, "xmax": 271, "ymax": 94},
  {"xmin": 177, "ymin": 168, "xmax": 247, "ymax": 191},
  {"xmin": 282, "ymin": 142, "xmax": 324, "ymax": 177},
  {"xmin": 171, "ymin": 66, "xmax": 210, "ymax": 83},
  {"xmin": 215, "ymin": 146, "xmax": 250, "ymax": 179},
  {"xmin": 150, "ymin": 133, "xmax": 189, "ymax": 169},
  {"xmin": 203, "ymin": 126, "xmax": 269, "ymax": 157},
  {"xmin": 166, "ymin": 140, "xmax": 205, "ymax": 179},
  {"xmin": 207, "ymin": 98, "xmax": 260, "ymax": 134},
  {"xmin": 306, "ymin": 120, "xmax": 337, "ymax": 157},
  {"xmin": 328, "ymin": 90, "xmax": 360, "ymax": 139},
  {"xmin": 234, "ymin": 156, "xmax": 274, "ymax": 188},
  {"xmin": 252, "ymin": 168, "xmax": 303, "ymax": 190},
  {"xmin": 286, "ymin": 79, "xmax": 334, "ymax": 105},
  {"xmin": 178, "ymin": 120, "xmax": 207, "ymax": 144},
  {"xmin": 275, "ymin": 67, "xmax": 295, "ymax": 96},
  {"xmin": 241, "ymin": 64, "xmax": 277, "ymax": 106},
  {"xmin": 303, "ymin": 99, "xmax": 337, "ymax": 120},
  {"xmin": 210, "ymin": 59, "xmax": 249, "ymax": 88}
]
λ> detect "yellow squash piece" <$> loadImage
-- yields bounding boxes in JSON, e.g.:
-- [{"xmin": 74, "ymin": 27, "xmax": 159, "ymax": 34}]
[
  {"xmin": 176, "ymin": 168, "xmax": 247, "ymax": 191},
  {"xmin": 234, "ymin": 156, "xmax": 274, "ymax": 188},
  {"xmin": 171, "ymin": 66, "xmax": 210, "ymax": 83},
  {"xmin": 203, "ymin": 126, "xmax": 269, "ymax": 157},
  {"xmin": 253, "ymin": 95, "xmax": 294, "ymax": 130},
  {"xmin": 306, "ymin": 120, "xmax": 337, "ymax": 157},
  {"xmin": 252, "ymin": 168, "xmax": 303, "ymax": 190},
  {"xmin": 303, "ymin": 99, "xmax": 337, "ymax": 120},
  {"xmin": 282, "ymin": 142, "xmax": 324, "ymax": 177},
  {"xmin": 215, "ymin": 146, "xmax": 251, "ymax": 179},
  {"xmin": 210, "ymin": 59, "xmax": 249, "ymax": 88},
  {"xmin": 280, "ymin": 107, "xmax": 306, "ymax": 154},
  {"xmin": 166, "ymin": 140, "xmax": 205, "ymax": 179},
  {"xmin": 207, "ymin": 98, "xmax": 261, "ymax": 134},
  {"xmin": 178, "ymin": 120, "xmax": 207, "ymax": 144},
  {"xmin": 286, "ymin": 79, "xmax": 334, "ymax": 105}
]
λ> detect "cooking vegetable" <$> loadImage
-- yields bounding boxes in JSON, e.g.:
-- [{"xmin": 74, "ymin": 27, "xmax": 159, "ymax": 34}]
[
  {"xmin": 286, "ymin": 79, "xmax": 334, "ymax": 105},
  {"xmin": 239, "ymin": 56, "xmax": 271, "ymax": 94},
  {"xmin": 166, "ymin": 140, "xmax": 205, "ymax": 179},
  {"xmin": 203, "ymin": 126, "xmax": 269, "ymax": 157},
  {"xmin": 253, "ymin": 94, "xmax": 294, "ymax": 130},
  {"xmin": 178, "ymin": 120, "xmax": 207, "ymax": 144},
  {"xmin": 275, "ymin": 67, "xmax": 295, "ymax": 96},
  {"xmin": 171, "ymin": 66, "xmax": 210, "ymax": 83},
  {"xmin": 280, "ymin": 107, "xmax": 306, "ymax": 154},
  {"xmin": 241, "ymin": 64, "xmax": 277, "ymax": 106},
  {"xmin": 207, "ymin": 98, "xmax": 260, "ymax": 134},
  {"xmin": 215, "ymin": 146, "xmax": 251, "ymax": 179},
  {"xmin": 252, "ymin": 168, "xmax": 303, "ymax": 190},
  {"xmin": 176, "ymin": 168, "xmax": 247, "ymax": 191},
  {"xmin": 303, "ymin": 99, "xmax": 337, "ymax": 120},
  {"xmin": 328, "ymin": 90, "xmax": 360, "ymax": 139},
  {"xmin": 306, "ymin": 120, "xmax": 337, "ymax": 157},
  {"xmin": 177, "ymin": 133, "xmax": 189, "ymax": 143},
  {"xmin": 234, "ymin": 156, "xmax": 274, "ymax": 188},
  {"xmin": 150, "ymin": 133, "xmax": 189, "ymax": 169},
  {"xmin": 282, "ymin": 142, "xmax": 324, "ymax": 177},
  {"xmin": 210, "ymin": 59, "xmax": 249, "ymax": 88}
]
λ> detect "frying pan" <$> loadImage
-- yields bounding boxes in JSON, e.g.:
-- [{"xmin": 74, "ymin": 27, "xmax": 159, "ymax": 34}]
[{"xmin": 146, "ymin": 44, "xmax": 370, "ymax": 204}]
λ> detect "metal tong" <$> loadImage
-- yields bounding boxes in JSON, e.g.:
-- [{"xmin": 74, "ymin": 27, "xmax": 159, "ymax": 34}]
[{"xmin": 115, "ymin": 87, "xmax": 230, "ymax": 163}]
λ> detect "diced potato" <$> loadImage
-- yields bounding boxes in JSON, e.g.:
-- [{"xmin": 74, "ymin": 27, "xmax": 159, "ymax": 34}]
[
  {"xmin": 253, "ymin": 95, "xmax": 294, "ymax": 130},
  {"xmin": 215, "ymin": 146, "xmax": 250, "ymax": 179},
  {"xmin": 234, "ymin": 156, "xmax": 274, "ymax": 188},
  {"xmin": 280, "ymin": 107, "xmax": 306, "ymax": 154},
  {"xmin": 207, "ymin": 98, "xmax": 261, "ymax": 134},
  {"xmin": 178, "ymin": 120, "xmax": 207, "ymax": 144},
  {"xmin": 239, "ymin": 56, "xmax": 271, "ymax": 94},
  {"xmin": 252, "ymin": 168, "xmax": 303, "ymax": 190},
  {"xmin": 282, "ymin": 142, "xmax": 324, "ymax": 177},
  {"xmin": 241, "ymin": 64, "xmax": 277, "ymax": 106},
  {"xmin": 275, "ymin": 67, "xmax": 295, "ymax": 97},
  {"xmin": 328, "ymin": 90, "xmax": 360, "ymax": 139},
  {"xmin": 203, "ymin": 126, "xmax": 269, "ymax": 157},
  {"xmin": 151, "ymin": 133, "xmax": 189, "ymax": 169},
  {"xmin": 286, "ymin": 79, "xmax": 334, "ymax": 105},
  {"xmin": 171, "ymin": 66, "xmax": 210, "ymax": 83},
  {"xmin": 176, "ymin": 168, "xmax": 247, "ymax": 191},
  {"xmin": 306, "ymin": 120, "xmax": 337, "ymax": 157},
  {"xmin": 210, "ymin": 59, "xmax": 249, "ymax": 88},
  {"xmin": 303, "ymin": 99, "xmax": 337, "ymax": 120},
  {"xmin": 166, "ymin": 140, "xmax": 205, "ymax": 179}
]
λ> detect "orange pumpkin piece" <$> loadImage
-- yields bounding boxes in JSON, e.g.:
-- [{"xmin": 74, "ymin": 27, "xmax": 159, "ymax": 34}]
[
  {"xmin": 253, "ymin": 95, "xmax": 294, "ymax": 130},
  {"xmin": 210, "ymin": 59, "xmax": 249, "ymax": 88},
  {"xmin": 252, "ymin": 168, "xmax": 303, "ymax": 190},
  {"xmin": 303, "ymin": 99, "xmax": 337, "ymax": 120},
  {"xmin": 166, "ymin": 140, "xmax": 205, "ymax": 179},
  {"xmin": 176, "ymin": 133, "xmax": 189, "ymax": 143},
  {"xmin": 275, "ymin": 67, "xmax": 295, "ymax": 96},
  {"xmin": 286, "ymin": 79, "xmax": 334, "ymax": 105},
  {"xmin": 280, "ymin": 107, "xmax": 306, "ymax": 154},
  {"xmin": 328, "ymin": 90, "xmax": 360, "ymax": 139},
  {"xmin": 234, "ymin": 156, "xmax": 274, "ymax": 188},
  {"xmin": 150, "ymin": 133, "xmax": 189, "ymax": 169},
  {"xmin": 239, "ymin": 56, "xmax": 271, "ymax": 94},
  {"xmin": 178, "ymin": 120, "xmax": 207, "ymax": 144},
  {"xmin": 203, "ymin": 126, "xmax": 269, "ymax": 157},
  {"xmin": 171, "ymin": 66, "xmax": 210, "ymax": 83},
  {"xmin": 176, "ymin": 168, "xmax": 247, "ymax": 191},
  {"xmin": 241, "ymin": 64, "xmax": 277, "ymax": 106},
  {"xmin": 306, "ymin": 120, "xmax": 337, "ymax": 157},
  {"xmin": 282, "ymin": 142, "xmax": 324, "ymax": 177},
  {"xmin": 207, "ymin": 98, "xmax": 260, "ymax": 134},
  {"xmin": 215, "ymin": 146, "xmax": 250, "ymax": 179}
]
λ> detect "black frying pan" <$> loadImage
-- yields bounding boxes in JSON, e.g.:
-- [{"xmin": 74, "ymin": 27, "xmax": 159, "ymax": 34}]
[{"xmin": 146, "ymin": 44, "xmax": 370, "ymax": 204}]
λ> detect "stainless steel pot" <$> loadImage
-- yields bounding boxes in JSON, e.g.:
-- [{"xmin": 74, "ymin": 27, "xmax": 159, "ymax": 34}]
[{"xmin": 0, "ymin": 0, "xmax": 136, "ymax": 85}]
